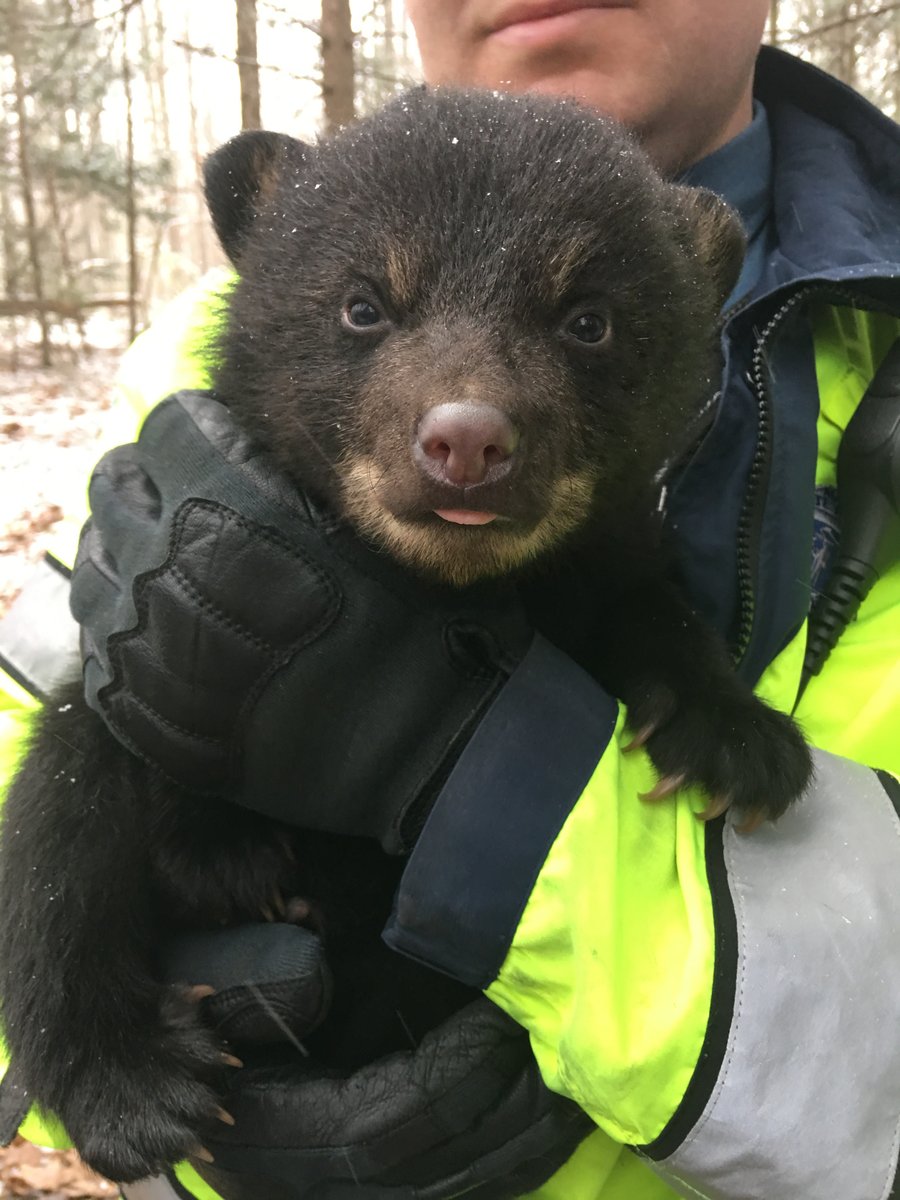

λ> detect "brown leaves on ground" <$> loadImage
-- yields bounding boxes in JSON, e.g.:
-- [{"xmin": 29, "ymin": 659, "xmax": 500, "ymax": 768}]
[
  {"xmin": 0, "ymin": 1137, "xmax": 115, "ymax": 1199},
  {"xmin": 0, "ymin": 504, "xmax": 65, "ymax": 553}
]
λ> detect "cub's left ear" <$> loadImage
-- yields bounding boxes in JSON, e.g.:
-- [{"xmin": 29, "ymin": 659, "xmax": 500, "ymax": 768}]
[
  {"xmin": 203, "ymin": 131, "xmax": 309, "ymax": 266},
  {"xmin": 668, "ymin": 185, "xmax": 747, "ymax": 310}
]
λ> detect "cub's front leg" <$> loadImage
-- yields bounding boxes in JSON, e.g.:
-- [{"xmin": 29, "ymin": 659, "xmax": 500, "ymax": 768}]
[
  {"xmin": 598, "ymin": 583, "xmax": 813, "ymax": 828},
  {"xmin": 0, "ymin": 680, "xmax": 267, "ymax": 1181}
]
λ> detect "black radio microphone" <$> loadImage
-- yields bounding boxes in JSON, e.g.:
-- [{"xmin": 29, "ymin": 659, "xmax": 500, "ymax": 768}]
[{"xmin": 798, "ymin": 337, "xmax": 900, "ymax": 703}]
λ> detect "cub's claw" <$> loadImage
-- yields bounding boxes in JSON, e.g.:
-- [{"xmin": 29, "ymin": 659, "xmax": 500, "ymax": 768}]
[
  {"xmin": 624, "ymin": 724, "xmax": 657, "ymax": 753},
  {"xmin": 696, "ymin": 794, "xmax": 731, "ymax": 822},
  {"xmin": 639, "ymin": 774, "xmax": 686, "ymax": 802},
  {"xmin": 627, "ymin": 679, "xmax": 812, "ymax": 830},
  {"xmin": 185, "ymin": 984, "xmax": 216, "ymax": 1003},
  {"xmin": 260, "ymin": 890, "xmax": 289, "ymax": 921},
  {"xmin": 735, "ymin": 809, "xmax": 767, "ymax": 835},
  {"xmin": 63, "ymin": 986, "xmax": 231, "ymax": 1181}
]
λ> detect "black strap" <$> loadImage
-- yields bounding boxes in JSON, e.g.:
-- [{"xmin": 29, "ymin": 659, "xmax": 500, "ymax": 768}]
[
  {"xmin": 0, "ymin": 1061, "xmax": 31, "ymax": 1146},
  {"xmin": 0, "ymin": 552, "xmax": 78, "ymax": 700}
]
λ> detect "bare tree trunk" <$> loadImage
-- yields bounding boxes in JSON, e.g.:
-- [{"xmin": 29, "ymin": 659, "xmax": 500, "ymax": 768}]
[
  {"xmin": 236, "ymin": 0, "xmax": 262, "ymax": 130},
  {"xmin": 150, "ymin": 0, "xmax": 180, "ymax": 265},
  {"xmin": 8, "ymin": 0, "xmax": 52, "ymax": 366},
  {"xmin": 321, "ymin": 0, "xmax": 355, "ymax": 132},
  {"xmin": 44, "ymin": 169, "xmax": 87, "ymax": 346},
  {"xmin": 136, "ymin": 0, "xmax": 170, "ymax": 309},
  {"xmin": 768, "ymin": 0, "xmax": 780, "ymax": 46},
  {"xmin": 183, "ymin": 17, "xmax": 210, "ymax": 275},
  {"xmin": 44, "ymin": 172, "xmax": 75, "ymax": 297},
  {"xmin": 122, "ymin": 4, "xmax": 139, "ymax": 342},
  {"xmin": 838, "ymin": 1, "xmax": 859, "ymax": 88},
  {"xmin": 0, "ymin": 184, "xmax": 22, "ymax": 371},
  {"xmin": 141, "ymin": 221, "xmax": 165, "ymax": 316}
]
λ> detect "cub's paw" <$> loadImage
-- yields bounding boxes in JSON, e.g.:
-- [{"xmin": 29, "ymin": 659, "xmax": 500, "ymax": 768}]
[
  {"xmin": 64, "ymin": 987, "xmax": 234, "ymax": 1182},
  {"xmin": 626, "ymin": 682, "xmax": 812, "ymax": 831},
  {"xmin": 156, "ymin": 823, "xmax": 299, "ymax": 927}
]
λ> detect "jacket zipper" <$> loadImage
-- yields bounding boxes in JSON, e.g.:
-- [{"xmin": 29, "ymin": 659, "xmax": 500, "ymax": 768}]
[{"xmin": 733, "ymin": 283, "xmax": 900, "ymax": 668}]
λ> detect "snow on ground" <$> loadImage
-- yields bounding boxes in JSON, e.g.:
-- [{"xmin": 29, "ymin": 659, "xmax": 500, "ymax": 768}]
[{"xmin": 0, "ymin": 347, "xmax": 121, "ymax": 617}]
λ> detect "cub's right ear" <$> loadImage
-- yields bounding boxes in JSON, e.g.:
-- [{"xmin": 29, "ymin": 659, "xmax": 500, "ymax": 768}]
[
  {"xmin": 203, "ymin": 131, "xmax": 309, "ymax": 266},
  {"xmin": 666, "ymin": 184, "xmax": 746, "ymax": 312}
]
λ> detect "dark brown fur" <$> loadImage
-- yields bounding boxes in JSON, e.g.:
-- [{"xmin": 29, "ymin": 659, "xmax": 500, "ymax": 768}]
[{"xmin": 0, "ymin": 89, "xmax": 811, "ymax": 1183}]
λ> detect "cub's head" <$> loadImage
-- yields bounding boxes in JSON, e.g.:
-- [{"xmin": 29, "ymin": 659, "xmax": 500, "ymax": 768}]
[{"xmin": 205, "ymin": 88, "xmax": 743, "ymax": 586}]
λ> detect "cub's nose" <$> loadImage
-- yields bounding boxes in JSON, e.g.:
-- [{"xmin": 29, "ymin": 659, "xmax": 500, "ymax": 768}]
[{"xmin": 415, "ymin": 402, "xmax": 519, "ymax": 487}]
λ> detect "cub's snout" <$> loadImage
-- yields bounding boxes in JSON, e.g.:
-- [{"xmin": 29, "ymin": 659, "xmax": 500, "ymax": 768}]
[
  {"xmin": 414, "ymin": 402, "xmax": 519, "ymax": 489},
  {"xmin": 337, "ymin": 337, "xmax": 599, "ymax": 587}
]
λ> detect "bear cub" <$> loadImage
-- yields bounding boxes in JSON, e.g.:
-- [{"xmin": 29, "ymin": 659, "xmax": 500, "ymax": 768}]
[{"xmin": 0, "ymin": 87, "xmax": 811, "ymax": 1183}]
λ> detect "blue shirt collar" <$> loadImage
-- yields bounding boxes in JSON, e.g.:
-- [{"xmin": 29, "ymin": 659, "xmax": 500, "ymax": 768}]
[{"xmin": 680, "ymin": 102, "xmax": 774, "ymax": 306}]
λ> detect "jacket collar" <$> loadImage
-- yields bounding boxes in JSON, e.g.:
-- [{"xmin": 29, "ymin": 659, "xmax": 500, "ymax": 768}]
[
  {"xmin": 752, "ymin": 46, "xmax": 900, "ymax": 293},
  {"xmin": 736, "ymin": 50, "xmax": 900, "ymax": 683},
  {"xmin": 669, "ymin": 50, "xmax": 900, "ymax": 686}
]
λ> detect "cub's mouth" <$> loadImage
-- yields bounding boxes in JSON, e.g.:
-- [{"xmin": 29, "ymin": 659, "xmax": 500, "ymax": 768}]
[
  {"xmin": 340, "ymin": 457, "xmax": 596, "ymax": 587},
  {"xmin": 434, "ymin": 508, "xmax": 500, "ymax": 526}
]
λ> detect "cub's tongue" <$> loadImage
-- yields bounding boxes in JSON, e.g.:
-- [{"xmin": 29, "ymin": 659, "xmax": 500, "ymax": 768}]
[{"xmin": 434, "ymin": 509, "xmax": 498, "ymax": 526}]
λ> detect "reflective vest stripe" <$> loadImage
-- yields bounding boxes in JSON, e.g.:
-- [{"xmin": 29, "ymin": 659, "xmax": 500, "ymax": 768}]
[{"xmin": 641, "ymin": 750, "xmax": 900, "ymax": 1200}]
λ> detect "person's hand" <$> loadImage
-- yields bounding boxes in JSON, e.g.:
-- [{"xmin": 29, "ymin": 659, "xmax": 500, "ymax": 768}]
[
  {"xmin": 158, "ymin": 919, "xmax": 594, "ymax": 1199},
  {"xmin": 198, "ymin": 996, "xmax": 593, "ymax": 1200},
  {"xmin": 70, "ymin": 389, "xmax": 600, "ymax": 854}
]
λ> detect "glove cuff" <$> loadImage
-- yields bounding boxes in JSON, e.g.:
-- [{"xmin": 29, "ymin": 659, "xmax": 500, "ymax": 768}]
[{"xmin": 384, "ymin": 634, "xmax": 617, "ymax": 988}]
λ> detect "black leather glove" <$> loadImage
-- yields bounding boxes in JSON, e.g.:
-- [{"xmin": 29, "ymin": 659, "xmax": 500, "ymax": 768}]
[
  {"xmin": 196, "ymin": 997, "xmax": 593, "ymax": 1200},
  {"xmin": 158, "ymin": 922, "xmax": 593, "ymax": 1200},
  {"xmin": 70, "ymin": 390, "xmax": 535, "ymax": 853},
  {"xmin": 162, "ymin": 922, "xmax": 333, "ymax": 1049}
]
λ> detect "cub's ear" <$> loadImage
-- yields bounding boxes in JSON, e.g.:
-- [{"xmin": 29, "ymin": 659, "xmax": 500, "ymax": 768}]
[
  {"xmin": 203, "ymin": 131, "xmax": 309, "ymax": 265},
  {"xmin": 668, "ymin": 185, "xmax": 747, "ymax": 310}
]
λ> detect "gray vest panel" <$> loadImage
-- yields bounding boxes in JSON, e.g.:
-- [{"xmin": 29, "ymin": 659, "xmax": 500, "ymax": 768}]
[{"xmin": 646, "ymin": 749, "xmax": 900, "ymax": 1200}]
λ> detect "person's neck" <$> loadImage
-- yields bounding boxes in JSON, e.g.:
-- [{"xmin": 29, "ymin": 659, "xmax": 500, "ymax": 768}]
[{"xmin": 648, "ymin": 87, "xmax": 755, "ymax": 177}]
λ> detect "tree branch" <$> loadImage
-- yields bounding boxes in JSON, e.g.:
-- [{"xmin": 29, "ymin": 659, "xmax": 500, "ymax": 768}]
[
  {"xmin": 780, "ymin": 2, "xmax": 900, "ymax": 43},
  {"xmin": 172, "ymin": 37, "xmax": 317, "ymax": 84},
  {"xmin": 24, "ymin": 0, "xmax": 144, "ymax": 31},
  {"xmin": 0, "ymin": 297, "xmax": 132, "ymax": 319},
  {"xmin": 258, "ymin": 0, "xmax": 319, "ymax": 34}
]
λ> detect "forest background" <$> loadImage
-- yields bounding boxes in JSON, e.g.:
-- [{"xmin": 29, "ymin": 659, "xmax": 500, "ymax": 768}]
[
  {"xmin": 3, "ymin": 0, "xmax": 899, "ymax": 362},
  {"xmin": 0, "ymin": 0, "xmax": 898, "ymax": 1195}
]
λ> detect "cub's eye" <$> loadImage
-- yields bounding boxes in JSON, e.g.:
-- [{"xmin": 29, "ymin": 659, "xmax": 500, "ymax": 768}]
[
  {"xmin": 342, "ymin": 298, "xmax": 385, "ymax": 331},
  {"xmin": 565, "ymin": 311, "xmax": 610, "ymax": 346}
]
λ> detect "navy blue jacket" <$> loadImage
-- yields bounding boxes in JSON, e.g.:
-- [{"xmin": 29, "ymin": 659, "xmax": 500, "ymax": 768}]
[{"xmin": 671, "ymin": 46, "xmax": 900, "ymax": 686}]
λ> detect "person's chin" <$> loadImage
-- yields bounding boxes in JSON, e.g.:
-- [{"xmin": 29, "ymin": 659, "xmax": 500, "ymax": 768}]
[
  {"xmin": 465, "ymin": 23, "xmax": 648, "ymax": 120},
  {"xmin": 526, "ymin": 66, "xmax": 631, "ymax": 111},
  {"xmin": 470, "ymin": 55, "xmax": 646, "ymax": 131}
]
